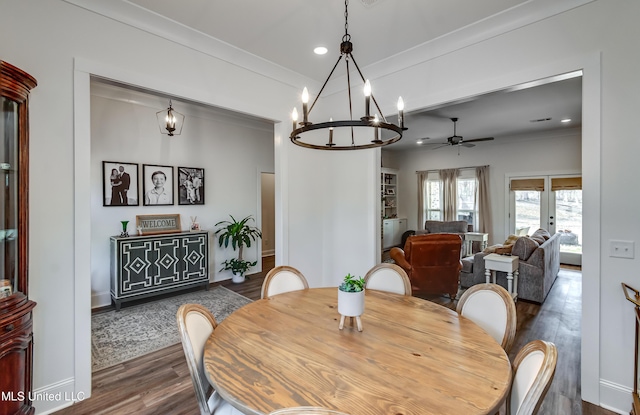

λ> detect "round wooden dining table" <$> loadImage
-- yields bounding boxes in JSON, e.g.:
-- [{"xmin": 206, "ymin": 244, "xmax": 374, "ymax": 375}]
[{"xmin": 203, "ymin": 287, "xmax": 512, "ymax": 415}]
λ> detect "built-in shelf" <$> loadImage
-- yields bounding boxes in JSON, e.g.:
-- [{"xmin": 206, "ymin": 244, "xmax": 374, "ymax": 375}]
[{"xmin": 381, "ymin": 168, "xmax": 398, "ymax": 219}]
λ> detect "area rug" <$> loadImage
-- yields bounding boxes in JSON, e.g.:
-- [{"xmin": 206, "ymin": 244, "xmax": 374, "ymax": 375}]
[{"xmin": 91, "ymin": 286, "xmax": 252, "ymax": 372}]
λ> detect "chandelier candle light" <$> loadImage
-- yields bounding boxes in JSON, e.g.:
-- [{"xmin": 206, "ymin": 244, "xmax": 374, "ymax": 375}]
[{"xmin": 290, "ymin": 0, "xmax": 406, "ymax": 150}]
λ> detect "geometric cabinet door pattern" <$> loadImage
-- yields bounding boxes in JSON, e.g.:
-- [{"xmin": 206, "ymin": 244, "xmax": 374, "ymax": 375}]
[{"xmin": 110, "ymin": 231, "xmax": 209, "ymax": 310}]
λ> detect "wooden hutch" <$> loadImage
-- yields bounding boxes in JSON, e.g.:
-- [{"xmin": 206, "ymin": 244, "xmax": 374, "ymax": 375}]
[{"xmin": 0, "ymin": 61, "xmax": 37, "ymax": 415}]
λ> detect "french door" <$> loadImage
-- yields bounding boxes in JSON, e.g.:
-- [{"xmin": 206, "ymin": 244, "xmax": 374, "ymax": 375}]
[{"xmin": 508, "ymin": 174, "xmax": 582, "ymax": 265}]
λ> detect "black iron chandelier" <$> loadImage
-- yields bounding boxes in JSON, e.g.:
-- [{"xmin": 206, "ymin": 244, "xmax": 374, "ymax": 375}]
[{"xmin": 290, "ymin": 0, "xmax": 406, "ymax": 150}]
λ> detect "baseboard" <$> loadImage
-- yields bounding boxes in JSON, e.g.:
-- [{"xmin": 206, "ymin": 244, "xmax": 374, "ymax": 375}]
[
  {"xmin": 32, "ymin": 377, "xmax": 88, "ymax": 415},
  {"xmin": 91, "ymin": 291, "xmax": 111, "ymax": 309},
  {"xmin": 599, "ymin": 378, "xmax": 632, "ymax": 414}
]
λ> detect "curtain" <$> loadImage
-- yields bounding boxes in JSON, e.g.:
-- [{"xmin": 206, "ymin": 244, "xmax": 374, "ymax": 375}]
[
  {"xmin": 417, "ymin": 171, "xmax": 428, "ymax": 230},
  {"xmin": 476, "ymin": 166, "xmax": 491, "ymax": 234},
  {"xmin": 440, "ymin": 169, "xmax": 459, "ymax": 221}
]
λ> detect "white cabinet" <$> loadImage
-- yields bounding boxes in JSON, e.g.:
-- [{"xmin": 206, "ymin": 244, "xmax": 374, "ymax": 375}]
[
  {"xmin": 383, "ymin": 218, "xmax": 407, "ymax": 249},
  {"xmin": 383, "ymin": 220, "xmax": 394, "ymax": 249}
]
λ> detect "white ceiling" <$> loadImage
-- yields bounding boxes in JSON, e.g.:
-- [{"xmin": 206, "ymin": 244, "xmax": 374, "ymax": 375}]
[
  {"xmin": 127, "ymin": 0, "xmax": 528, "ymax": 83},
  {"xmin": 71, "ymin": 0, "xmax": 585, "ymax": 151},
  {"xmin": 398, "ymin": 73, "xmax": 583, "ymax": 151}
]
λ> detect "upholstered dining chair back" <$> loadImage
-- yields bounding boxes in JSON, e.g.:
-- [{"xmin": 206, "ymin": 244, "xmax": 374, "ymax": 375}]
[
  {"xmin": 507, "ymin": 340, "xmax": 558, "ymax": 415},
  {"xmin": 261, "ymin": 265, "xmax": 309, "ymax": 299},
  {"xmin": 389, "ymin": 233, "xmax": 463, "ymax": 298},
  {"xmin": 364, "ymin": 263, "xmax": 412, "ymax": 296},
  {"xmin": 176, "ymin": 304, "xmax": 241, "ymax": 415},
  {"xmin": 456, "ymin": 283, "xmax": 517, "ymax": 352}
]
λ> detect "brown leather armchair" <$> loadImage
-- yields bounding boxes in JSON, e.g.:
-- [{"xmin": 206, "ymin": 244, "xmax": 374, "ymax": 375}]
[{"xmin": 390, "ymin": 233, "xmax": 463, "ymax": 298}]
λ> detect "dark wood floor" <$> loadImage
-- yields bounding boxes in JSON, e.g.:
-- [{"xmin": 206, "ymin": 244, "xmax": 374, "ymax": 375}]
[{"xmin": 55, "ymin": 259, "xmax": 616, "ymax": 415}]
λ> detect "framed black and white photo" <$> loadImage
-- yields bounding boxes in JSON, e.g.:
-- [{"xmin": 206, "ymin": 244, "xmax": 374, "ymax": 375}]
[
  {"xmin": 142, "ymin": 164, "xmax": 174, "ymax": 206},
  {"xmin": 102, "ymin": 161, "xmax": 139, "ymax": 206},
  {"xmin": 178, "ymin": 166, "xmax": 205, "ymax": 205}
]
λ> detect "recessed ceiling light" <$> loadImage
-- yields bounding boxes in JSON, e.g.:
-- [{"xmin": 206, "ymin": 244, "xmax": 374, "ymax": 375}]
[
  {"xmin": 416, "ymin": 140, "xmax": 423, "ymax": 145},
  {"xmin": 561, "ymin": 118, "xmax": 572, "ymax": 123},
  {"xmin": 314, "ymin": 46, "xmax": 328, "ymax": 55}
]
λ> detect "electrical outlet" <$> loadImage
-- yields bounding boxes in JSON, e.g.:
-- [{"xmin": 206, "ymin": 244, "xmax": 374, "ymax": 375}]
[{"xmin": 610, "ymin": 240, "xmax": 635, "ymax": 259}]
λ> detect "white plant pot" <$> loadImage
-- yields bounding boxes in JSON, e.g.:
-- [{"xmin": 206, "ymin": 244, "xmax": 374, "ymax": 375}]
[
  {"xmin": 231, "ymin": 272, "xmax": 245, "ymax": 284},
  {"xmin": 338, "ymin": 289, "xmax": 365, "ymax": 317}
]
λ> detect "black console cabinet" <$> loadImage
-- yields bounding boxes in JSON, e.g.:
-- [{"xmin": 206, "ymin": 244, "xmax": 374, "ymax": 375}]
[{"xmin": 110, "ymin": 231, "xmax": 209, "ymax": 310}]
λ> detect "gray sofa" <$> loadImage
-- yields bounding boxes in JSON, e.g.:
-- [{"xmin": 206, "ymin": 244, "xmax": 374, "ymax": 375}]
[
  {"xmin": 419, "ymin": 220, "xmax": 470, "ymax": 234},
  {"xmin": 460, "ymin": 229, "xmax": 561, "ymax": 303}
]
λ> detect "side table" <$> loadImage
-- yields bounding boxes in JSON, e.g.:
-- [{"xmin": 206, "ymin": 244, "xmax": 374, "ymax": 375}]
[
  {"xmin": 484, "ymin": 253, "xmax": 519, "ymax": 300},
  {"xmin": 465, "ymin": 232, "xmax": 489, "ymax": 256}
]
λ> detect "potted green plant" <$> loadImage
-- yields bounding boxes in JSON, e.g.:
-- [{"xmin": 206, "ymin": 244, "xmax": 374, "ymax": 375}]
[
  {"xmin": 215, "ymin": 215, "xmax": 262, "ymax": 283},
  {"xmin": 338, "ymin": 273, "xmax": 366, "ymax": 325}
]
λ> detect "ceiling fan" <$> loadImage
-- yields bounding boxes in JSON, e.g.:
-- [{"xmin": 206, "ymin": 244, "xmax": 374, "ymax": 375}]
[{"xmin": 426, "ymin": 118, "xmax": 495, "ymax": 151}]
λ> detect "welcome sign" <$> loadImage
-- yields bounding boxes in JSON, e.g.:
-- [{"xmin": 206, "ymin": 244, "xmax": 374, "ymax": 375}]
[{"xmin": 135, "ymin": 214, "xmax": 182, "ymax": 235}]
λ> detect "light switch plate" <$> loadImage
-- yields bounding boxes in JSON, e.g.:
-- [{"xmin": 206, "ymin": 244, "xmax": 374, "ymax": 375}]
[{"xmin": 610, "ymin": 240, "xmax": 635, "ymax": 259}]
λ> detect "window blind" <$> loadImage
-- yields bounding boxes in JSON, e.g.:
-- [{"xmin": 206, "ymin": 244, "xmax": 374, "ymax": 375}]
[
  {"xmin": 510, "ymin": 178, "xmax": 544, "ymax": 191},
  {"xmin": 551, "ymin": 177, "xmax": 582, "ymax": 191}
]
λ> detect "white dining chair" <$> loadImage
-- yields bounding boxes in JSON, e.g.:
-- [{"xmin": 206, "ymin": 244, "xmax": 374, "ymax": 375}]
[
  {"xmin": 176, "ymin": 304, "xmax": 243, "ymax": 415},
  {"xmin": 261, "ymin": 265, "xmax": 309, "ymax": 299},
  {"xmin": 507, "ymin": 340, "xmax": 558, "ymax": 415},
  {"xmin": 456, "ymin": 283, "xmax": 517, "ymax": 352},
  {"xmin": 364, "ymin": 263, "xmax": 412, "ymax": 296}
]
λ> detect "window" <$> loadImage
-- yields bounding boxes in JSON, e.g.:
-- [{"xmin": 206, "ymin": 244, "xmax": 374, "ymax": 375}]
[
  {"xmin": 426, "ymin": 179, "xmax": 441, "ymax": 220},
  {"xmin": 457, "ymin": 176, "xmax": 477, "ymax": 228},
  {"xmin": 422, "ymin": 171, "xmax": 478, "ymax": 227}
]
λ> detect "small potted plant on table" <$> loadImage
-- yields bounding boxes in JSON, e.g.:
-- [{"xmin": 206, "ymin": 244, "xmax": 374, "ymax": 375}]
[
  {"xmin": 215, "ymin": 215, "xmax": 262, "ymax": 283},
  {"xmin": 338, "ymin": 273, "xmax": 366, "ymax": 332}
]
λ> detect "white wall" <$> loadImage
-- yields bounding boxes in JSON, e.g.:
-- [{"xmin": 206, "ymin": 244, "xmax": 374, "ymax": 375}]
[
  {"xmin": 284, "ymin": 144, "xmax": 380, "ymax": 287},
  {"xmin": 389, "ymin": 130, "xmax": 582, "ymax": 245},
  {"xmin": 346, "ymin": 2, "xmax": 636, "ymax": 412},
  {"xmin": 1, "ymin": 0, "xmax": 640, "ymax": 414},
  {"xmin": 0, "ymin": 1, "xmax": 297, "ymax": 413},
  {"xmin": 90, "ymin": 85, "xmax": 274, "ymax": 307}
]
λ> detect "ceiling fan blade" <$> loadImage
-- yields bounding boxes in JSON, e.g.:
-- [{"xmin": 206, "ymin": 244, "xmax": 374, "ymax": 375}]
[
  {"xmin": 460, "ymin": 143, "xmax": 475, "ymax": 148},
  {"xmin": 430, "ymin": 144, "xmax": 450, "ymax": 150},
  {"xmin": 463, "ymin": 137, "xmax": 494, "ymax": 143}
]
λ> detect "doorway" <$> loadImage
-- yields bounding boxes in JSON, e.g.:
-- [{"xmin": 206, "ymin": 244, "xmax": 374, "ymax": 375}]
[
  {"xmin": 260, "ymin": 172, "xmax": 276, "ymax": 258},
  {"xmin": 508, "ymin": 174, "xmax": 582, "ymax": 266}
]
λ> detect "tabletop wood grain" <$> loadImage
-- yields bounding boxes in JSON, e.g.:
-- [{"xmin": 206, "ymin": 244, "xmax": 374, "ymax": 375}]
[{"xmin": 204, "ymin": 288, "xmax": 512, "ymax": 415}]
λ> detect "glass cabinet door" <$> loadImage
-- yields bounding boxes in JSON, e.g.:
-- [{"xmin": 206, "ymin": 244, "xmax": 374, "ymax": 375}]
[
  {"xmin": 0, "ymin": 59, "xmax": 37, "ymax": 415},
  {"xmin": 0, "ymin": 60, "xmax": 36, "ymax": 303},
  {"xmin": 0, "ymin": 96, "xmax": 19, "ymax": 298}
]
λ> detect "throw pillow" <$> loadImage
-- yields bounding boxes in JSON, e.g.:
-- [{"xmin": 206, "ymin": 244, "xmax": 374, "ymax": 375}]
[
  {"xmin": 530, "ymin": 235, "xmax": 545, "ymax": 245},
  {"xmin": 512, "ymin": 236, "xmax": 539, "ymax": 261},
  {"xmin": 531, "ymin": 228, "xmax": 551, "ymax": 241}
]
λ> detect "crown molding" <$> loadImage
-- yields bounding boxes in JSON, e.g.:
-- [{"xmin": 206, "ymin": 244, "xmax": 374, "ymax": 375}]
[
  {"xmin": 323, "ymin": 0, "xmax": 595, "ymax": 96},
  {"xmin": 62, "ymin": 0, "xmax": 320, "ymax": 91},
  {"xmin": 63, "ymin": 0, "xmax": 594, "ymax": 96}
]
